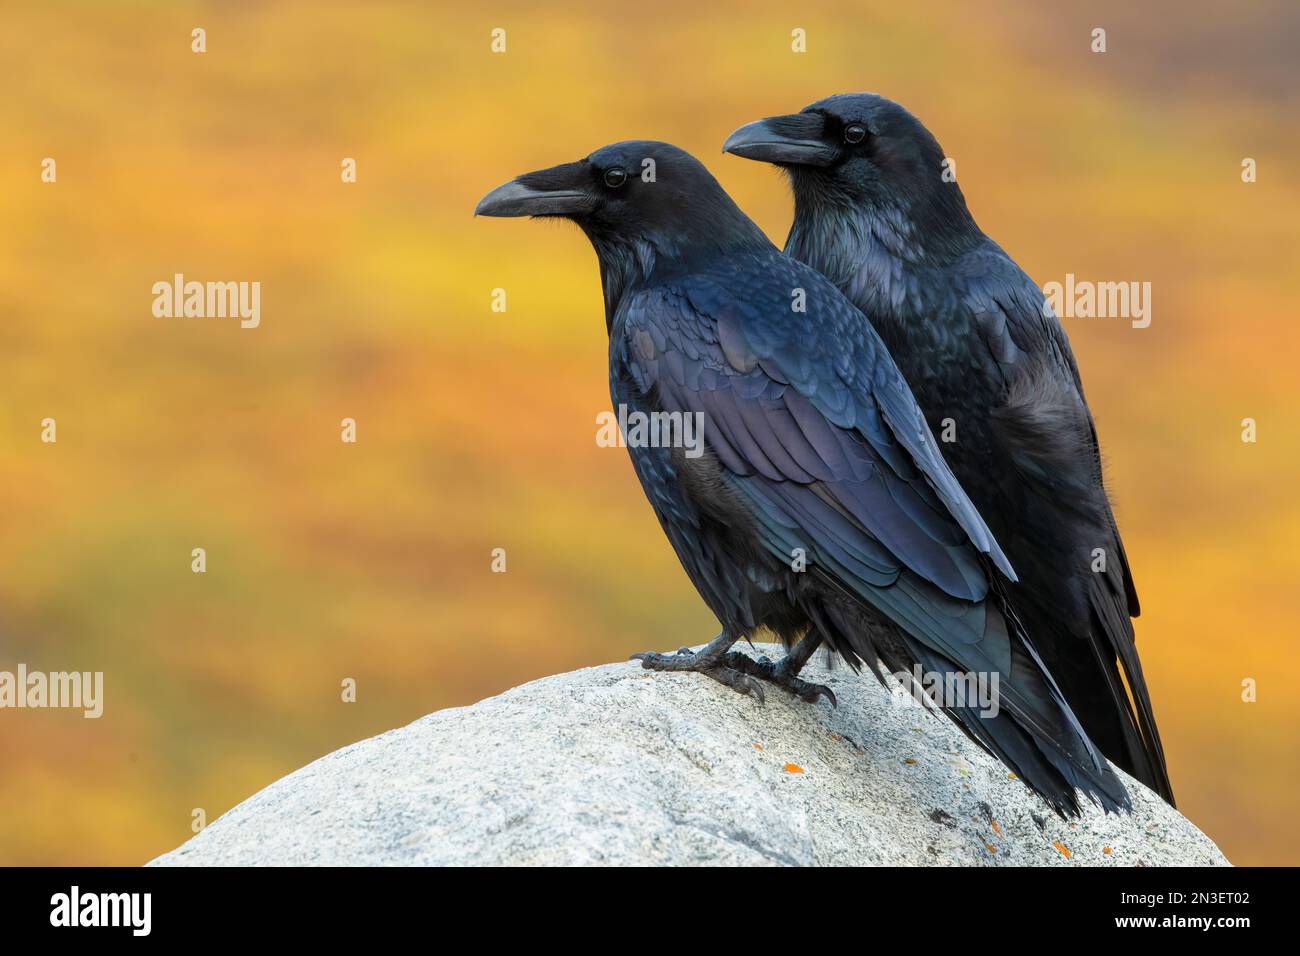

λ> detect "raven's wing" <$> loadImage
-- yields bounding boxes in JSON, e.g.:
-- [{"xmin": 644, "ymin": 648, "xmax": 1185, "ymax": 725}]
[
  {"xmin": 617, "ymin": 252, "xmax": 1128, "ymax": 813},
  {"xmin": 960, "ymin": 242, "xmax": 1171, "ymax": 802}
]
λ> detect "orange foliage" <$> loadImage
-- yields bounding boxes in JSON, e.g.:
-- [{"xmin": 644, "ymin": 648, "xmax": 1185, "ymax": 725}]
[{"xmin": 0, "ymin": 0, "xmax": 1297, "ymax": 865}]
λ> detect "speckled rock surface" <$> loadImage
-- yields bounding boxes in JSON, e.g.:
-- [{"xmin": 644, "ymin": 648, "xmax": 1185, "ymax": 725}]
[{"xmin": 150, "ymin": 644, "xmax": 1228, "ymax": 866}]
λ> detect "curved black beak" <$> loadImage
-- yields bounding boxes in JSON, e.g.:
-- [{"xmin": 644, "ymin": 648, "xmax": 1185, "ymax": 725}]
[
  {"xmin": 723, "ymin": 114, "xmax": 837, "ymax": 167},
  {"xmin": 474, "ymin": 161, "xmax": 596, "ymax": 218}
]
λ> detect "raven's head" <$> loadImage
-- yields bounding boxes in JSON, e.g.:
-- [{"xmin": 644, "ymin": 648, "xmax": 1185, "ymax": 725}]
[
  {"xmin": 724, "ymin": 93, "xmax": 977, "ymax": 255},
  {"xmin": 476, "ymin": 141, "xmax": 769, "ymax": 264}
]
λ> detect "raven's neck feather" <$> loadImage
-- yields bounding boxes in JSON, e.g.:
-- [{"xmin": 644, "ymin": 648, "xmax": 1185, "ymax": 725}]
[
  {"xmin": 786, "ymin": 176, "xmax": 982, "ymax": 291},
  {"xmin": 591, "ymin": 235, "xmax": 659, "ymax": 325},
  {"xmin": 590, "ymin": 222, "xmax": 771, "ymax": 328}
]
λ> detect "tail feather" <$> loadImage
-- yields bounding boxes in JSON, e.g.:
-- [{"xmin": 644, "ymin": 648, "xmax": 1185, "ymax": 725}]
[
  {"xmin": 1086, "ymin": 574, "xmax": 1175, "ymax": 804},
  {"xmin": 809, "ymin": 584, "xmax": 1130, "ymax": 817}
]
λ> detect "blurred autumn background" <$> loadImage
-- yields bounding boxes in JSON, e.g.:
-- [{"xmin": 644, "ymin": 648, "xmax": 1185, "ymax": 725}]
[{"xmin": 1, "ymin": 0, "xmax": 1297, "ymax": 866}]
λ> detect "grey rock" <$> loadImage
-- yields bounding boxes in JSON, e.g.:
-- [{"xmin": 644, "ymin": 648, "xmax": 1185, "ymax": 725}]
[{"xmin": 150, "ymin": 645, "xmax": 1228, "ymax": 866}]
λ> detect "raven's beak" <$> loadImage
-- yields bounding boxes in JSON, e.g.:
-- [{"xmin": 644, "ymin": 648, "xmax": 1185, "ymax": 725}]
[
  {"xmin": 474, "ymin": 163, "xmax": 596, "ymax": 218},
  {"xmin": 723, "ymin": 114, "xmax": 837, "ymax": 167}
]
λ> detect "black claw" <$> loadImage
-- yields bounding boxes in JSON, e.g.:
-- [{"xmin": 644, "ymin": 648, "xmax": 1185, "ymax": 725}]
[{"xmin": 803, "ymin": 684, "xmax": 836, "ymax": 707}]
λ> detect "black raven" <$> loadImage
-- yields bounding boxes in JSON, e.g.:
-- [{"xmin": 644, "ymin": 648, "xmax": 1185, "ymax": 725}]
[
  {"xmin": 724, "ymin": 93, "xmax": 1173, "ymax": 804},
  {"xmin": 476, "ymin": 141, "xmax": 1128, "ymax": 815}
]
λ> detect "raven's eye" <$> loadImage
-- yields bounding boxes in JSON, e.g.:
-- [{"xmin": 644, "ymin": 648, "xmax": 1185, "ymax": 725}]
[
  {"xmin": 843, "ymin": 125, "xmax": 867, "ymax": 144},
  {"xmin": 603, "ymin": 167, "xmax": 628, "ymax": 188}
]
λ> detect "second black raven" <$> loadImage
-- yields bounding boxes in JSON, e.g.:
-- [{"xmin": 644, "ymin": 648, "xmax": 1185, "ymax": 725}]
[
  {"xmin": 476, "ymin": 141, "xmax": 1128, "ymax": 815},
  {"xmin": 724, "ymin": 93, "xmax": 1173, "ymax": 804}
]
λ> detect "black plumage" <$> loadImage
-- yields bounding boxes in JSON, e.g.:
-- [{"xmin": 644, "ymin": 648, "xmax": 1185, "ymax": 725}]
[
  {"xmin": 725, "ymin": 93, "xmax": 1173, "ymax": 804},
  {"xmin": 476, "ymin": 141, "xmax": 1129, "ymax": 816}
]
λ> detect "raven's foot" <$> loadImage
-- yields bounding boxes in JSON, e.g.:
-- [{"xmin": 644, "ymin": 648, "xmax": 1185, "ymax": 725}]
[
  {"xmin": 631, "ymin": 633, "xmax": 835, "ymax": 707},
  {"xmin": 631, "ymin": 645, "xmax": 767, "ymax": 703},
  {"xmin": 728, "ymin": 653, "xmax": 837, "ymax": 707}
]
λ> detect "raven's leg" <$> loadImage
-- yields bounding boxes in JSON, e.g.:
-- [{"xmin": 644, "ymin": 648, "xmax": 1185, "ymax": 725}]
[
  {"xmin": 728, "ymin": 634, "xmax": 837, "ymax": 707},
  {"xmin": 631, "ymin": 632, "xmax": 767, "ymax": 702},
  {"xmin": 632, "ymin": 632, "xmax": 835, "ymax": 706}
]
